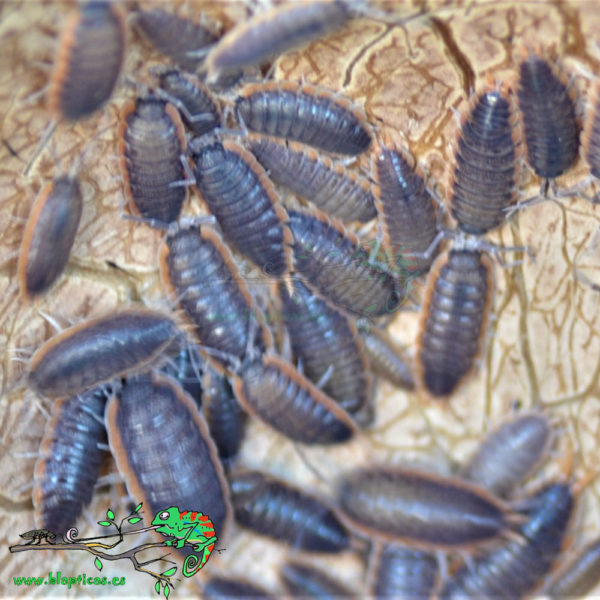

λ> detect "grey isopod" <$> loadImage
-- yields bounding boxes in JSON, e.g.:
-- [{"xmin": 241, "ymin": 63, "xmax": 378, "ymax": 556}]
[
  {"xmin": 205, "ymin": 1, "xmax": 351, "ymax": 80},
  {"xmin": 438, "ymin": 482, "xmax": 574, "ymax": 599},
  {"xmin": 278, "ymin": 278, "xmax": 371, "ymax": 419},
  {"xmin": 159, "ymin": 226, "xmax": 272, "ymax": 369},
  {"xmin": 416, "ymin": 249, "xmax": 493, "ymax": 398},
  {"xmin": 33, "ymin": 387, "xmax": 109, "ymax": 535},
  {"xmin": 28, "ymin": 308, "xmax": 181, "ymax": 397},
  {"xmin": 118, "ymin": 94, "xmax": 187, "ymax": 227},
  {"xmin": 232, "ymin": 354, "xmax": 358, "ymax": 445},
  {"xmin": 235, "ymin": 81, "xmax": 372, "ymax": 156},
  {"xmin": 280, "ymin": 560, "xmax": 357, "ymax": 598},
  {"xmin": 106, "ymin": 373, "xmax": 232, "ymax": 540},
  {"xmin": 517, "ymin": 50, "xmax": 579, "ymax": 180},
  {"xmin": 160, "ymin": 346, "xmax": 203, "ymax": 406},
  {"xmin": 337, "ymin": 465, "xmax": 513, "ymax": 549},
  {"xmin": 18, "ymin": 176, "xmax": 83, "ymax": 301},
  {"xmin": 191, "ymin": 138, "xmax": 293, "ymax": 278},
  {"xmin": 48, "ymin": 1, "xmax": 126, "ymax": 120},
  {"xmin": 248, "ymin": 135, "xmax": 377, "ymax": 222},
  {"xmin": 288, "ymin": 208, "xmax": 404, "ymax": 318},
  {"xmin": 450, "ymin": 85, "xmax": 518, "ymax": 234},
  {"xmin": 134, "ymin": 9, "xmax": 217, "ymax": 73},
  {"xmin": 230, "ymin": 469, "xmax": 350, "ymax": 553},
  {"xmin": 374, "ymin": 142, "xmax": 439, "ymax": 274},
  {"xmin": 460, "ymin": 412, "xmax": 552, "ymax": 497}
]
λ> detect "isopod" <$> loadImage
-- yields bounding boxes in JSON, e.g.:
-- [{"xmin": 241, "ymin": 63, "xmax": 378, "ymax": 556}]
[
  {"xmin": 229, "ymin": 469, "xmax": 350, "ymax": 553},
  {"xmin": 232, "ymin": 354, "xmax": 358, "ymax": 445},
  {"xmin": 235, "ymin": 81, "xmax": 372, "ymax": 156},
  {"xmin": 374, "ymin": 143, "xmax": 439, "ymax": 274},
  {"xmin": 106, "ymin": 372, "xmax": 232, "ymax": 539},
  {"xmin": 118, "ymin": 94, "xmax": 187, "ymax": 226},
  {"xmin": 18, "ymin": 176, "xmax": 82, "ymax": 301},
  {"xmin": 280, "ymin": 560, "xmax": 356, "ymax": 598},
  {"xmin": 337, "ymin": 465, "xmax": 513, "ymax": 549},
  {"xmin": 28, "ymin": 307, "xmax": 181, "ymax": 397},
  {"xmin": 288, "ymin": 208, "xmax": 404, "ymax": 318},
  {"xmin": 450, "ymin": 85, "xmax": 518, "ymax": 234},
  {"xmin": 48, "ymin": 1, "xmax": 126, "ymax": 120},
  {"xmin": 582, "ymin": 80, "xmax": 600, "ymax": 182},
  {"xmin": 33, "ymin": 387, "xmax": 109, "ymax": 535},
  {"xmin": 190, "ymin": 138, "xmax": 292, "ymax": 278},
  {"xmin": 203, "ymin": 575, "xmax": 274, "ymax": 599},
  {"xmin": 416, "ymin": 249, "xmax": 493, "ymax": 398},
  {"xmin": 161, "ymin": 346, "xmax": 203, "ymax": 406},
  {"xmin": 248, "ymin": 135, "xmax": 377, "ymax": 222},
  {"xmin": 517, "ymin": 50, "xmax": 579, "ymax": 180}
]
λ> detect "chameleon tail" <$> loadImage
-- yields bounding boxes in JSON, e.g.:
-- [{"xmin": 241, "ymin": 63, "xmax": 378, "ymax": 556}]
[{"xmin": 182, "ymin": 540, "xmax": 216, "ymax": 577}]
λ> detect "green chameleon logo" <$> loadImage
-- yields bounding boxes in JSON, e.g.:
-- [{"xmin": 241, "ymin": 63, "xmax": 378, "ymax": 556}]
[{"xmin": 152, "ymin": 507, "xmax": 217, "ymax": 578}]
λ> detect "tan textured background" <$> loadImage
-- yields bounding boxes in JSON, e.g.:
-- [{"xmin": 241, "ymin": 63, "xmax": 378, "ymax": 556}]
[{"xmin": 1, "ymin": 0, "xmax": 600, "ymax": 597}]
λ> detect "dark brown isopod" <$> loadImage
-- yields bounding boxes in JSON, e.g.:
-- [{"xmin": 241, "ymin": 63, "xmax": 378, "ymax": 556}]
[
  {"xmin": 416, "ymin": 249, "xmax": 493, "ymax": 398},
  {"xmin": 517, "ymin": 51, "xmax": 579, "ymax": 179},
  {"xmin": 235, "ymin": 81, "xmax": 372, "ymax": 156},
  {"xmin": 374, "ymin": 143, "xmax": 439, "ymax": 274},
  {"xmin": 33, "ymin": 387, "xmax": 109, "ymax": 535},
  {"xmin": 106, "ymin": 373, "xmax": 232, "ymax": 540},
  {"xmin": 18, "ymin": 176, "xmax": 82, "ymax": 301},
  {"xmin": 205, "ymin": 1, "xmax": 351, "ymax": 80},
  {"xmin": 134, "ymin": 9, "xmax": 218, "ymax": 73},
  {"xmin": 48, "ymin": 1, "xmax": 126, "ymax": 120},
  {"xmin": 460, "ymin": 412, "xmax": 551, "ymax": 497},
  {"xmin": 203, "ymin": 364, "xmax": 247, "ymax": 462},
  {"xmin": 159, "ymin": 226, "xmax": 272, "ymax": 369},
  {"xmin": 543, "ymin": 537, "xmax": 600, "ymax": 598},
  {"xmin": 232, "ymin": 354, "xmax": 358, "ymax": 445},
  {"xmin": 230, "ymin": 469, "xmax": 350, "ymax": 553},
  {"xmin": 450, "ymin": 85, "xmax": 518, "ymax": 234},
  {"xmin": 278, "ymin": 278, "xmax": 371, "ymax": 419},
  {"xmin": 438, "ymin": 483, "xmax": 574, "ymax": 599},
  {"xmin": 280, "ymin": 560, "xmax": 357, "ymax": 598},
  {"xmin": 118, "ymin": 94, "xmax": 187, "ymax": 226},
  {"xmin": 249, "ymin": 135, "xmax": 377, "ymax": 222},
  {"xmin": 157, "ymin": 70, "xmax": 221, "ymax": 137},
  {"xmin": 582, "ymin": 80, "xmax": 600, "ymax": 181},
  {"xmin": 203, "ymin": 575, "xmax": 274, "ymax": 599},
  {"xmin": 372, "ymin": 544, "xmax": 437, "ymax": 600},
  {"xmin": 28, "ymin": 307, "xmax": 181, "ymax": 398},
  {"xmin": 191, "ymin": 138, "xmax": 293, "ymax": 278},
  {"xmin": 337, "ymin": 465, "xmax": 512, "ymax": 549},
  {"xmin": 288, "ymin": 208, "xmax": 404, "ymax": 318},
  {"xmin": 359, "ymin": 326, "xmax": 415, "ymax": 390}
]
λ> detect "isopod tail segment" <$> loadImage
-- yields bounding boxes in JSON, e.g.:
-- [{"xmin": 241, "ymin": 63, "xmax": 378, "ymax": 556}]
[{"xmin": 415, "ymin": 247, "xmax": 494, "ymax": 400}]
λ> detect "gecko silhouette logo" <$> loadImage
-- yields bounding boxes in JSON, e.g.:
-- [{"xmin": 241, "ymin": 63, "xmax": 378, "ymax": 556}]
[{"xmin": 152, "ymin": 506, "xmax": 218, "ymax": 577}]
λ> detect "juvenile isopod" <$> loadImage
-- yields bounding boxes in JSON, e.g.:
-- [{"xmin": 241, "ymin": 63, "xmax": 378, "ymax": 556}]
[
  {"xmin": 33, "ymin": 387, "xmax": 109, "ymax": 535},
  {"xmin": 106, "ymin": 373, "xmax": 232, "ymax": 539},
  {"xmin": 416, "ymin": 249, "xmax": 493, "ymax": 398},
  {"xmin": 48, "ymin": 1, "xmax": 125, "ymax": 120},
  {"xmin": 248, "ymin": 135, "xmax": 377, "ymax": 222},
  {"xmin": 205, "ymin": 1, "xmax": 351, "ymax": 81},
  {"xmin": 280, "ymin": 560, "xmax": 357, "ymax": 598},
  {"xmin": 28, "ymin": 307, "xmax": 181, "ymax": 398},
  {"xmin": 438, "ymin": 482, "xmax": 574, "ymax": 599},
  {"xmin": 157, "ymin": 70, "xmax": 221, "ymax": 137},
  {"xmin": 18, "ymin": 176, "xmax": 82, "ymax": 301},
  {"xmin": 230, "ymin": 469, "xmax": 350, "ymax": 553},
  {"xmin": 190, "ymin": 138, "xmax": 293, "ymax": 278},
  {"xmin": 374, "ymin": 142, "xmax": 439, "ymax": 274},
  {"xmin": 134, "ymin": 9, "xmax": 217, "ymax": 73},
  {"xmin": 337, "ymin": 465, "xmax": 513, "ymax": 549},
  {"xmin": 232, "ymin": 354, "xmax": 359, "ymax": 445},
  {"xmin": 118, "ymin": 94, "xmax": 187, "ymax": 227},
  {"xmin": 235, "ymin": 81, "xmax": 372, "ymax": 156},
  {"xmin": 159, "ymin": 226, "xmax": 272, "ymax": 369},
  {"xmin": 450, "ymin": 85, "xmax": 518, "ymax": 234},
  {"xmin": 278, "ymin": 278, "xmax": 371, "ymax": 419},
  {"xmin": 203, "ymin": 575, "xmax": 274, "ymax": 599},
  {"xmin": 517, "ymin": 50, "xmax": 579, "ymax": 181},
  {"xmin": 460, "ymin": 412, "xmax": 552, "ymax": 497},
  {"xmin": 288, "ymin": 208, "xmax": 404, "ymax": 318},
  {"xmin": 371, "ymin": 544, "xmax": 437, "ymax": 600}
]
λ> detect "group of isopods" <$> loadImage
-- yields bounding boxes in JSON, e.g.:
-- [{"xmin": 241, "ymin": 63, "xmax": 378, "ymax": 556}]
[{"xmin": 10, "ymin": 1, "xmax": 600, "ymax": 598}]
